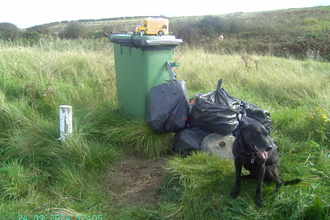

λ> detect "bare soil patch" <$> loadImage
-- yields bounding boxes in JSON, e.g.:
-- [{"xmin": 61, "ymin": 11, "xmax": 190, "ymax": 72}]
[{"xmin": 105, "ymin": 155, "xmax": 168, "ymax": 207}]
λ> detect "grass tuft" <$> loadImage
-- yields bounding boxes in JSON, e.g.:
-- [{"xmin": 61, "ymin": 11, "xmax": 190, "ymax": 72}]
[{"xmin": 104, "ymin": 115, "xmax": 173, "ymax": 158}]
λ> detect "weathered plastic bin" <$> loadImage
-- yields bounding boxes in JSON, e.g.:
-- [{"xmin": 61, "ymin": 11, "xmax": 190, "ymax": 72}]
[{"xmin": 108, "ymin": 33, "xmax": 183, "ymax": 118}]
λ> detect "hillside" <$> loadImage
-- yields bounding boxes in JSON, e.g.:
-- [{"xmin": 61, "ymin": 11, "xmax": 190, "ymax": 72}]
[
  {"xmin": 26, "ymin": 16, "xmax": 145, "ymax": 38},
  {"xmin": 168, "ymin": 6, "xmax": 330, "ymax": 60},
  {"xmin": 22, "ymin": 5, "xmax": 330, "ymax": 60}
]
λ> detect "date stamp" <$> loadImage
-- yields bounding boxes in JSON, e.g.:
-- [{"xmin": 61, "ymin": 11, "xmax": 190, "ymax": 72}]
[{"xmin": 18, "ymin": 215, "xmax": 102, "ymax": 220}]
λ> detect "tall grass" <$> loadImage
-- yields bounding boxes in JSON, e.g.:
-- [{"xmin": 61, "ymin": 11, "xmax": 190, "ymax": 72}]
[
  {"xmin": 115, "ymin": 46, "xmax": 330, "ymax": 219},
  {"xmin": 175, "ymin": 47, "xmax": 330, "ymax": 110},
  {"xmin": 0, "ymin": 38, "xmax": 329, "ymax": 219}
]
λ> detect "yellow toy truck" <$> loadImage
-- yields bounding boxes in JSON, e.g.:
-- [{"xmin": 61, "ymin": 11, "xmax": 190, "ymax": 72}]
[{"xmin": 136, "ymin": 17, "xmax": 169, "ymax": 36}]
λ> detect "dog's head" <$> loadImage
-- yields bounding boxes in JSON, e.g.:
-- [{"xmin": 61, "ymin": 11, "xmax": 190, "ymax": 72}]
[{"xmin": 239, "ymin": 122, "xmax": 275, "ymax": 159}]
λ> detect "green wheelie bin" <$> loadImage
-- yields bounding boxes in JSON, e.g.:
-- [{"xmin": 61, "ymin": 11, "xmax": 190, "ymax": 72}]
[{"xmin": 108, "ymin": 33, "xmax": 183, "ymax": 118}]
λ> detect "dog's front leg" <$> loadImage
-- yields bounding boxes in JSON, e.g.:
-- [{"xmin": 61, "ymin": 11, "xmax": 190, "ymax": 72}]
[
  {"xmin": 231, "ymin": 159, "xmax": 242, "ymax": 198},
  {"xmin": 255, "ymin": 166, "xmax": 266, "ymax": 207}
]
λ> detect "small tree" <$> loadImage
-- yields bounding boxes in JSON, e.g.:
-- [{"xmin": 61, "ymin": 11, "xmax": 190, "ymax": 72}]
[
  {"xmin": 171, "ymin": 19, "xmax": 201, "ymax": 45},
  {"xmin": 61, "ymin": 22, "xmax": 87, "ymax": 39},
  {"xmin": 0, "ymin": 22, "xmax": 21, "ymax": 40},
  {"xmin": 26, "ymin": 25, "xmax": 50, "ymax": 35},
  {"xmin": 198, "ymin": 16, "xmax": 229, "ymax": 36}
]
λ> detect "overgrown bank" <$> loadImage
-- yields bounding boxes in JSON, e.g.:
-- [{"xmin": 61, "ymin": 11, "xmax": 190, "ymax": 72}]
[{"xmin": 1, "ymin": 6, "xmax": 330, "ymax": 60}]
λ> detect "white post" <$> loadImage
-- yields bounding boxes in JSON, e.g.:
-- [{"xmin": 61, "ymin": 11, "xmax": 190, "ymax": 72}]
[{"xmin": 59, "ymin": 105, "xmax": 72, "ymax": 141}]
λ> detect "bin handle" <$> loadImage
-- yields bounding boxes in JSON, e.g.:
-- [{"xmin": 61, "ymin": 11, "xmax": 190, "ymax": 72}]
[
  {"xmin": 166, "ymin": 61, "xmax": 177, "ymax": 81},
  {"xmin": 130, "ymin": 34, "xmax": 138, "ymax": 49}
]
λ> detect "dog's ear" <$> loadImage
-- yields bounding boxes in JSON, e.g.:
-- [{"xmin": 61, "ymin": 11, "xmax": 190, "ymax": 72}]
[
  {"xmin": 233, "ymin": 122, "xmax": 248, "ymax": 138},
  {"xmin": 239, "ymin": 123, "xmax": 249, "ymax": 135},
  {"xmin": 233, "ymin": 122, "xmax": 248, "ymax": 137},
  {"xmin": 241, "ymin": 123, "xmax": 248, "ymax": 128},
  {"xmin": 239, "ymin": 122, "xmax": 248, "ymax": 130}
]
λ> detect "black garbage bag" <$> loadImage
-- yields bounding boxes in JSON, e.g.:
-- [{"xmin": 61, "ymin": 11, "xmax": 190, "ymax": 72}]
[
  {"xmin": 188, "ymin": 79, "xmax": 240, "ymax": 135},
  {"xmin": 238, "ymin": 101, "xmax": 272, "ymax": 134},
  {"xmin": 146, "ymin": 62, "xmax": 190, "ymax": 134},
  {"xmin": 171, "ymin": 127, "xmax": 210, "ymax": 155}
]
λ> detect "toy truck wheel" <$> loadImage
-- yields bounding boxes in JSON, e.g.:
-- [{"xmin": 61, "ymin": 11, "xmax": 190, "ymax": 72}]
[
  {"xmin": 141, "ymin": 30, "xmax": 146, "ymax": 35},
  {"xmin": 158, "ymin": 30, "xmax": 164, "ymax": 36}
]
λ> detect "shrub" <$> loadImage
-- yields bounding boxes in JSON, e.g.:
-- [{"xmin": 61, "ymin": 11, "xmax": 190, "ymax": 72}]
[
  {"xmin": 171, "ymin": 18, "xmax": 201, "ymax": 45},
  {"xmin": 26, "ymin": 24, "xmax": 50, "ymax": 35},
  {"xmin": 0, "ymin": 22, "xmax": 21, "ymax": 40},
  {"xmin": 304, "ymin": 108, "xmax": 330, "ymax": 145},
  {"xmin": 198, "ymin": 15, "xmax": 226, "ymax": 34},
  {"xmin": 61, "ymin": 22, "xmax": 87, "ymax": 39},
  {"xmin": 302, "ymin": 17, "xmax": 319, "ymax": 25}
]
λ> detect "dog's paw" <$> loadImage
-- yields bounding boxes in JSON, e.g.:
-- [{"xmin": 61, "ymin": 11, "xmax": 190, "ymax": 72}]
[
  {"xmin": 230, "ymin": 190, "xmax": 239, "ymax": 198},
  {"xmin": 255, "ymin": 197, "xmax": 264, "ymax": 207},
  {"xmin": 256, "ymin": 200, "xmax": 264, "ymax": 207}
]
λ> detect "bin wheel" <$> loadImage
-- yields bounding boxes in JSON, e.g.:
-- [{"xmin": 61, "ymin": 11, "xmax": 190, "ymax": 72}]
[
  {"xmin": 141, "ymin": 30, "xmax": 146, "ymax": 36},
  {"xmin": 158, "ymin": 31, "xmax": 164, "ymax": 36}
]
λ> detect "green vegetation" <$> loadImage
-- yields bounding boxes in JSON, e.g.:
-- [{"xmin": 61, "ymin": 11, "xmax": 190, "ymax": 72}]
[
  {"xmin": 171, "ymin": 6, "xmax": 330, "ymax": 60},
  {"xmin": 1, "ymin": 6, "xmax": 330, "ymax": 60},
  {"xmin": 0, "ymin": 6, "xmax": 330, "ymax": 220}
]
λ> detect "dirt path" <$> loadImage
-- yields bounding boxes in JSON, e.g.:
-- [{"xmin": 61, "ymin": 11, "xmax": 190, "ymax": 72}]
[{"xmin": 105, "ymin": 155, "xmax": 168, "ymax": 207}]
